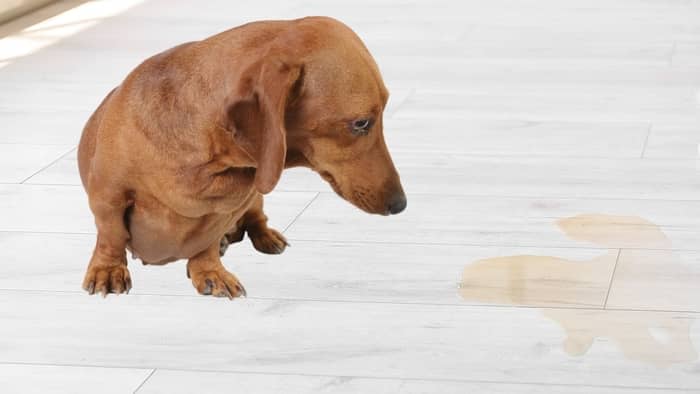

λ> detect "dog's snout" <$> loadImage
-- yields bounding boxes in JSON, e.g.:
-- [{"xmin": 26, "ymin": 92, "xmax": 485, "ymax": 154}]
[{"xmin": 386, "ymin": 192, "xmax": 407, "ymax": 215}]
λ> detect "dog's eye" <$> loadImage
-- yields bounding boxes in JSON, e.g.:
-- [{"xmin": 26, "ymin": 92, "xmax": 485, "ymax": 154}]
[{"xmin": 350, "ymin": 118, "xmax": 372, "ymax": 135}]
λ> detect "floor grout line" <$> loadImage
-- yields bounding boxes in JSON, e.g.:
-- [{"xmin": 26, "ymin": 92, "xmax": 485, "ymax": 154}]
[
  {"xmin": 0, "ymin": 288, "xmax": 697, "ymax": 315},
  {"xmin": 7, "ymin": 152, "xmax": 700, "ymax": 166},
  {"xmin": 19, "ymin": 145, "xmax": 77, "ymax": 184},
  {"xmin": 0, "ymin": 230, "xmax": 95, "ymax": 235},
  {"xmin": 132, "ymin": 368, "xmax": 156, "ymax": 394},
  {"xmin": 281, "ymin": 192, "xmax": 320, "ymax": 233},
  {"xmin": 3, "ymin": 229, "xmax": 700, "ymax": 252},
  {"xmin": 0, "ymin": 142, "xmax": 79, "ymax": 146},
  {"xmin": 668, "ymin": 40, "xmax": 678, "ymax": 66},
  {"xmin": 603, "ymin": 249, "xmax": 622, "ymax": 308},
  {"xmin": 284, "ymin": 238, "xmax": 700, "ymax": 252},
  {"xmin": 284, "ymin": 192, "xmax": 700, "ymax": 202},
  {"xmin": 386, "ymin": 87, "xmax": 415, "ymax": 118},
  {"xmin": 306, "ymin": 190, "xmax": 700, "ymax": 202},
  {"xmin": 640, "ymin": 122, "xmax": 653, "ymax": 158},
  {"xmin": 8, "ymin": 183, "xmax": 700, "ymax": 204},
  {"xmin": 0, "ymin": 361, "xmax": 693, "ymax": 392},
  {"xmin": 0, "ymin": 182, "xmax": 81, "ymax": 186}
]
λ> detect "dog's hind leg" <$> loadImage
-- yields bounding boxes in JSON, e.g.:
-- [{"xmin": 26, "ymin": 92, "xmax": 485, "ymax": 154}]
[
  {"xmin": 219, "ymin": 225, "xmax": 244, "ymax": 256},
  {"xmin": 246, "ymin": 195, "xmax": 289, "ymax": 255},
  {"xmin": 220, "ymin": 193, "xmax": 288, "ymax": 256},
  {"xmin": 188, "ymin": 242, "xmax": 246, "ymax": 299}
]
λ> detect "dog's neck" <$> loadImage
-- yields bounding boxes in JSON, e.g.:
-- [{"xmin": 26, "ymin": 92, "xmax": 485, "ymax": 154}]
[{"xmin": 284, "ymin": 148, "xmax": 311, "ymax": 169}]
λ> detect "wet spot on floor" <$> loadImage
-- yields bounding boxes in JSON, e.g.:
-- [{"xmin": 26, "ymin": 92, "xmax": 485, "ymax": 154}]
[{"xmin": 459, "ymin": 213, "xmax": 698, "ymax": 367}]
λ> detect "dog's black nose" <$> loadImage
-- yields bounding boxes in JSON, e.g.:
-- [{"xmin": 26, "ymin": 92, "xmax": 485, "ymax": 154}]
[{"xmin": 387, "ymin": 193, "xmax": 407, "ymax": 215}]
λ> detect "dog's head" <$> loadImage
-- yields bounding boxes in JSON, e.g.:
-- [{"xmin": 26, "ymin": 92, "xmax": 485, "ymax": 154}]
[{"xmin": 228, "ymin": 17, "xmax": 405, "ymax": 215}]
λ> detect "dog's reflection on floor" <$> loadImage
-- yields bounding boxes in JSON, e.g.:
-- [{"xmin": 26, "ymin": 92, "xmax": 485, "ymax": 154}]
[{"xmin": 460, "ymin": 214, "xmax": 698, "ymax": 367}]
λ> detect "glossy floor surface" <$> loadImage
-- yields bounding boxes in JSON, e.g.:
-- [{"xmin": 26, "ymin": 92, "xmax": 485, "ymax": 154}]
[{"xmin": 1, "ymin": 0, "xmax": 699, "ymax": 393}]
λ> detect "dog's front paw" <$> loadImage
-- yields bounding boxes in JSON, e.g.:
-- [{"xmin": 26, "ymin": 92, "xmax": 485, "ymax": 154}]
[
  {"xmin": 82, "ymin": 262, "xmax": 132, "ymax": 297},
  {"xmin": 188, "ymin": 267, "xmax": 247, "ymax": 299},
  {"xmin": 249, "ymin": 227, "xmax": 288, "ymax": 254}
]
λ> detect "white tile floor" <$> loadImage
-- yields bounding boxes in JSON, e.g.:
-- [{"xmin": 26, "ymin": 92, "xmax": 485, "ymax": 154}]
[{"xmin": 1, "ymin": 0, "xmax": 699, "ymax": 393}]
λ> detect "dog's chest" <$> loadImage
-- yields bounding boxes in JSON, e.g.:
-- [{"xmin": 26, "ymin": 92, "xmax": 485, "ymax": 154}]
[
  {"xmin": 126, "ymin": 191, "xmax": 251, "ymax": 263},
  {"xmin": 145, "ymin": 162, "xmax": 256, "ymax": 218}
]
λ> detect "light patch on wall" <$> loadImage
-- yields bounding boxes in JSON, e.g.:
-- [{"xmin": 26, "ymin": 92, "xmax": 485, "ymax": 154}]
[{"xmin": 0, "ymin": 0, "xmax": 144, "ymax": 68}]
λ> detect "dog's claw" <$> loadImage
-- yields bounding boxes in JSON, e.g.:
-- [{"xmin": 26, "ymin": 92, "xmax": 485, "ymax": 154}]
[
  {"xmin": 82, "ymin": 263, "xmax": 132, "ymax": 297},
  {"xmin": 203, "ymin": 279, "xmax": 214, "ymax": 295},
  {"xmin": 220, "ymin": 283, "xmax": 234, "ymax": 300},
  {"xmin": 237, "ymin": 283, "xmax": 247, "ymax": 297},
  {"xmin": 125, "ymin": 277, "xmax": 133, "ymax": 294}
]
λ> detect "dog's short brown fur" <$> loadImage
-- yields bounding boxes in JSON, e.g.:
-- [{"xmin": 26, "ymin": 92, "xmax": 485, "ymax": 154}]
[{"xmin": 77, "ymin": 17, "xmax": 406, "ymax": 298}]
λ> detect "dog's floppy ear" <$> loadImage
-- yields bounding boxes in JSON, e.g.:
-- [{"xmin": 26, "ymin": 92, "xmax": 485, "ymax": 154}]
[
  {"xmin": 226, "ymin": 56, "xmax": 302, "ymax": 195},
  {"xmin": 254, "ymin": 59, "xmax": 302, "ymax": 194},
  {"xmin": 228, "ymin": 58, "xmax": 302, "ymax": 194}
]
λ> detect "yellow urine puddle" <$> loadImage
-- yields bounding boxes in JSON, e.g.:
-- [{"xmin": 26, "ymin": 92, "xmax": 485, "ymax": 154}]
[{"xmin": 460, "ymin": 213, "xmax": 697, "ymax": 367}]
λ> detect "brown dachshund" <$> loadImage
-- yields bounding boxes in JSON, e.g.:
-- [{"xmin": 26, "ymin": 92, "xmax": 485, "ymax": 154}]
[{"xmin": 77, "ymin": 17, "xmax": 406, "ymax": 298}]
